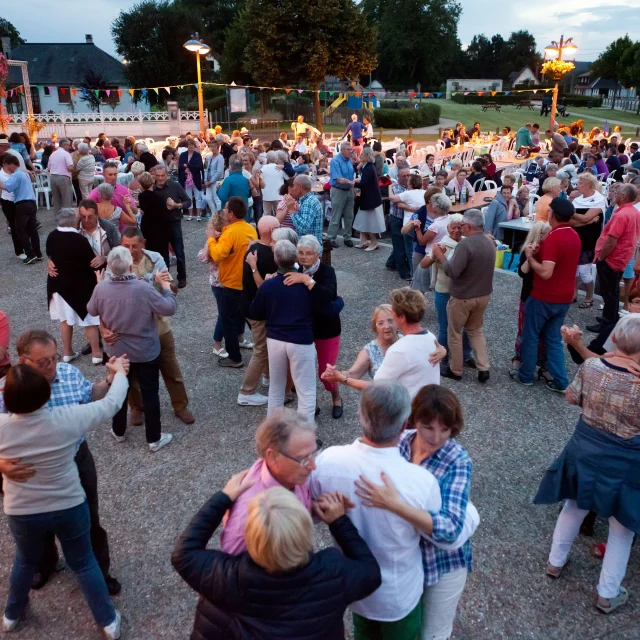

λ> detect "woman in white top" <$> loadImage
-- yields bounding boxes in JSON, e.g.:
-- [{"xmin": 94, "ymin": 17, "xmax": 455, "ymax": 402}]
[
  {"xmin": 323, "ymin": 287, "xmax": 445, "ymax": 398},
  {"xmin": 261, "ymin": 151, "xmax": 286, "ymax": 216},
  {"xmin": 75, "ymin": 142, "xmax": 96, "ymax": 199},
  {"xmin": 0, "ymin": 360, "xmax": 129, "ymax": 638}
]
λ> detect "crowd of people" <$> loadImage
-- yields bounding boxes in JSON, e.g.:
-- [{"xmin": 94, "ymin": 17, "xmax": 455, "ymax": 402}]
[{"xmin": 0, "ymin": 117, "xmax": 639, "ymax": 639}]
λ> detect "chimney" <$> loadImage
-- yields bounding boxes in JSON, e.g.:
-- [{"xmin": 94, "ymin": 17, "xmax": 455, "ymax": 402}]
[
  {"xmin": 85, "ymin": 34, "xmax": 94, "ymax": 44},
  {"xmin": 0, "ymin": 37, "xmax": 11, "ymax": 59}
]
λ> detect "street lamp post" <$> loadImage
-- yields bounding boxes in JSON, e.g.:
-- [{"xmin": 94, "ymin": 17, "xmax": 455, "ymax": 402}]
[
  {"xmin": 543, "ymin": 36, "xmax": 578, "ymax": 132},
  {"xmin": 183, "ymin": 32, "xmax": 211, "ymax": 136}
]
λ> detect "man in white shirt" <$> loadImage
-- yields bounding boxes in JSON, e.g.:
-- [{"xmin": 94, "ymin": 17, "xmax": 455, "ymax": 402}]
[
  {"xmin": 0, "ymin": 134, "xmax": 26, "ymax": 170},
  {"xmin": 311, "ymin": 381, "xmax": 442, "ymax": 638},
  {"xmin": 47, "ymin": 137, "xmax": 75, "ymax": 214},
  {"xmin": 294, "ymin": 135, "xmax": 308, "ymax": 155}
]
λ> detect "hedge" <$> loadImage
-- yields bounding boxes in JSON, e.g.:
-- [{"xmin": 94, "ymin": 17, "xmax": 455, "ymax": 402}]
[
  {"xmin": 373, "ymin": 104, "xmax": 441, "ymax": 129},
  {"xmin": 451, "ymin": 93, "xmax": 602, "ymax": 108}
]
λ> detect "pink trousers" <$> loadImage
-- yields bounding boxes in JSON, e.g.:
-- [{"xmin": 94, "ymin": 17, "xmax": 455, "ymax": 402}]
[{"xmin": 315, "ymin": 336, "xmax": 341, "ymax": 392}]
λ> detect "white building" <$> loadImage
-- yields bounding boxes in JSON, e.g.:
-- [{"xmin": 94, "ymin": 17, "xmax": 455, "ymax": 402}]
[
  {"xmin": 4, "ymin": 35, "xmax": 143, "ymax": 115},
  {"xmin": 508, "ymin": 67, "xmax": 538, "ymax": 87},
  {"xmin": 445, "ymin": 79, "xmax": 503, "ymax": 99}
]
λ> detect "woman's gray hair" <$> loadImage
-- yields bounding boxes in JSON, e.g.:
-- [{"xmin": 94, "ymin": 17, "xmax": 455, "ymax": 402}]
[
  {"xmin": 274, "ymin": 239, "xmax": 298, "ymax": 269},
  {"xmin": 447, "ymin": 213, "xmax": 464, "ymax": 228},
  {"xmin": 107, "ymin": 246, "xmax": 133, "ymax": 276},
  {"xmin": 462, "ymin": 208, "xmax": 484, "ymax": 229},
  {"xmin": 255, "ymin": 408, "xmax": 316, "ymax": 458},
  {"xmin": 430, "ymin": 192, "xmax": 451, "ymax": 216},
  {"xmin": 359, "ymin": 381, "xmax": 411, "ymax": 444},
  {"xmin": 130, "ymin": 161, "xmax": 145, "ymax": 176},
  {"xmin": 360, "ymin": 146, "xmax": 375, "ymax": 163},
  {"xmin": 56, "ymin": 208, "xmax": 78, "ymax": 228},
  {"xmin": 298, "ymin": 234, "xmax": 321, "ymax": 255},
  {"xmin": 229, "ymin": 155, "xmax": 243, "ymax": 172},
  {"xmin": 77, "ymin": 142, "xmax": 90, "ymax": 154},
  {"xmin": 612, "ymin": 314, "xmax": 640, "ymax": 355},
  {"xmin": 275, "ymin": 150, "xmax": 288, "ymax": 164},
  {"xmin": 215, "ymin": 134, "xmax": 226, "ymax": 143},
  {"xmin": 137, "ymin": 143, "xmax": 148, "ymax": 153},
  {"xmin": 97, "ymin": 182, "xmax": 114, "ymax": 201},
  {"xmin": 545, "ymin": 163, "xmax": 558, "ymax": 172},
  {"xmin": 266, "ymin": 150, "xmax": 277, "ymax": 164},
  {"xmin": 272, "ymin": 227, "xmax": 298, "ymax": 245}
]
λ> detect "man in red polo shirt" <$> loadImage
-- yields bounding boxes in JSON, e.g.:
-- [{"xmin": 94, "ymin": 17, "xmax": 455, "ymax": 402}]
[
  {"xmin": 588, "ymin": 184, "xmax": 640, "ymax": 337},
  {"xmin": 513, "ymin": 198, "xmax": 581, "ymax": 391}
]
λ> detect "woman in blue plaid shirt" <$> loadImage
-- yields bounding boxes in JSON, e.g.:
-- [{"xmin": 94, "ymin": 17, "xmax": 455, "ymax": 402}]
[{"xmin": 356, "ymin": 385, "xmax": 475, "ymax": 640}]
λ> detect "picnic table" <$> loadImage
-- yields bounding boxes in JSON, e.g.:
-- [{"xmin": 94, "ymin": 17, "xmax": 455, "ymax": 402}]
[
  {"xmin": 482, "ymin": 102, "xmax": 501, "ymax": 112},
  {"xmin": 515, "ymin": 100, "xmax": 534, "ymax": 110},
  {"xmin": 450, "ymin": 190, "xmax": 497, "ymax": 213},
  {"xmin": 499, "ymin": 217, "xmax": 533, "ymax": 254}
]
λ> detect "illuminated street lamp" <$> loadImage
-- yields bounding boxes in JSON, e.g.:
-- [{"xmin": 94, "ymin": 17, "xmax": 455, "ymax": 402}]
[
  {"xmin": 183, "ymin": 32, "xmax": 211, "ymax": 135},
  {"xmin": 541, "ymin": 35, "xmax": 578, "ymax": 131}
]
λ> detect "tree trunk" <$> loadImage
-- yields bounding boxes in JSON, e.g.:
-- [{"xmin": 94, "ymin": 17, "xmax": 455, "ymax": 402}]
[{"xmin": 313, "ymin": 86, "xmax": 323, "ymax": 133}]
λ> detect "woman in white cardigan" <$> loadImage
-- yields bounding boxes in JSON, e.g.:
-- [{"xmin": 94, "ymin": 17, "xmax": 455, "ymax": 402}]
[{"xmin": 0, "ymin": 359, "xmax": 129, "ymax": 638}]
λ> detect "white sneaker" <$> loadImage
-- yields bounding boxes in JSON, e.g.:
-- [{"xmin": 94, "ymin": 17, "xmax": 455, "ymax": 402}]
[
  {"xmin": 103, "ymin": 610, "xmax": 121, "ymax": 639},
  {"xmin": 2, "ymin": 616, "xmax": 18, "ymax": 632},
  {"xmin": 149, "ymin": 433, "xmax": 173, "ymax": 452},
  {"xmin": 261, "ymin": 375, "xmax": 270, "ymax": 387},
  {"xmin": 185, "ymin": 215, "xmax": 193, "ymax": 221},
  {"xmin": 238, "ymin": 339, "xmax": 254, "ymax": 349},
  {"xmin": 16, "ymin": 253, "xmax": 27, "ymax": 261},
  {"xmin": 212, "ymin": 347, "xmax": 229, "ymax": 358},
  {"xmin": 111, "ymin": 430, "xmax": 126, "ymax": 443},
  {"xmin": 196, "ymin": 216, "xmax": 202, "ymax": 221},
  {"xmin": 63, "ymin": 352, "xmax": 80, "ymax": 363},
  {"xmin": 237, "ymin": 392, "xmax": 268, "ymax": 406}
]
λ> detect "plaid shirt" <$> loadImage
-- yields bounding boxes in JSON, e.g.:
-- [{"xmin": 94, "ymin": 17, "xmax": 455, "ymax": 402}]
[
  {"xmin": 0, "ymin": 363, "xmax": 94, "ymax": 451},
  {"xmin": 399, "ymin": 430, "xmax": 473, "ymax": 586},
  {"xmin": 292, "ymin": 192, "xmax": 324, "ymax": 244},
  {"xmin": 390, "ymin": 182, "xmax": 408, "ymax": 219}
]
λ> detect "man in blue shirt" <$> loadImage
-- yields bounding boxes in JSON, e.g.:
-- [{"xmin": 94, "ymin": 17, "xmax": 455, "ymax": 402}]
[
  {"xmin": 327, "ymin": 141, "xmax": 356, "ymax": 248},
  {"xmin": 342, "ymin": 114, "xmax": 366, "ymax": 146},
  {"xmin": 0, "ymin": 155, "xmax": 41, "ymax": 264}
]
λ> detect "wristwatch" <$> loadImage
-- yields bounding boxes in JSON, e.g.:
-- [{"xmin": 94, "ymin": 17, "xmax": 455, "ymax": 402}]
[
  {"xmin": 307, "ymin": 277, "xmax": 315, "ymax": 288},
  {"xmin": 252, "ymin": 268, "xmax": 257, "ymax": 273}
]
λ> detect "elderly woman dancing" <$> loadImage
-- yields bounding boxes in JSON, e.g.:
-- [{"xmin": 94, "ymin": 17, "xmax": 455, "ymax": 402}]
[{"xmin": 534, "ymin": 314, "xmax": 640, "ymax": 614}]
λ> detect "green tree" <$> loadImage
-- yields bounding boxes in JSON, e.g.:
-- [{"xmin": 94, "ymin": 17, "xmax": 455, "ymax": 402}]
[
  {"xmin": 376, "ymin": 0, "xmax": 461, "ymax": 90},
  {"xmin": 619, "ymin": 42, "xmax": 640, "ymax": 89},
  {"xmin": 590, "ymin": 35, "xmax": 634, "ymax": 80},
  {"xmin": 177, "ymin": 0, "xmax": 245, "ymax": 54},
  {"xmin": 219, "ymin": 9, "xmax": 252, "ymax": 84},
  {"xmin": 0, "ymin": 17, "xmax": 24, "ymax": 53},
  {"xmin": 242, "ymin": 0, "xmax": 376, "ymax": 128},
  {"xmin": 501, "ymin": 31, "xmax": 542, "ymax": 81},
  {"xmin": 111, "ymin": 0, "xmax": 214, "ymax": 105}
]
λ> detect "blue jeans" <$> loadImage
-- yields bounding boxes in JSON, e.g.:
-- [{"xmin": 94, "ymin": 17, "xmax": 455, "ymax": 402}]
[
  {"xmin": 434, "ymin": 291, "xmax": 472, "ymax": 360},
  {"xmin": 5, "ymin": 501, "xmax": 115, "ymax": 627},
  {"xmin": 211, "ymin": 286, "xmax": 225, "ymax": 343},
  {"xmin": 519, "ymin": 297, "xmax": 570, "ymax": 388},
  {"xmin": 385, "ymin": 215, "xmax": 411, "ymax": 279}
]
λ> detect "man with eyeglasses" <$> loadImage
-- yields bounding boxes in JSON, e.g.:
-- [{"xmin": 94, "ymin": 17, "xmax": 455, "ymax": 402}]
[
  {"xmin": 0, "ymin": 329, "xmax": 129, "ymax": 595},
  {"xmin": 219, "ymin": 409, "xmax": 321, "ymax": 555}
]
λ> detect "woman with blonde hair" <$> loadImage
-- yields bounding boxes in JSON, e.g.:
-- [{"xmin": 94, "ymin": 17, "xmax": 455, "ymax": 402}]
[
  {"xmin": 97, "ymin": 182, "xmax": 137, "ymax": 232},
  {"xmin": 510, "ymin": 222, "xmax": 552, "ymax": 377},
  {"xmin": 534, "ymin": 177, "xmax": 562, "ymax": 223},
  {"xmin": 171, "ymin": 473, "xmax": 381, "ymax": 639},
  {"xmin": 127, "ymin": 160, "xmax": 146, "ymax": 206},
  {"xmin": 446, "ymin": 158, "xmax": 463, "ymax": 183}
]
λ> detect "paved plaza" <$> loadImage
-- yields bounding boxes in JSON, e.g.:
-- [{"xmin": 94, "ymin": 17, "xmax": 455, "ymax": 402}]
[{"xmin": 0, "ymin": 210, "xmax": 638, "ymax": 640}]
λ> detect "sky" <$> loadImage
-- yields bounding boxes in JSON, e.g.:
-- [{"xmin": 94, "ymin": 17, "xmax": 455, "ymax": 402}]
[{"xmin": 4, "ymin": 0, "xmax": 640, "ymax": 62}]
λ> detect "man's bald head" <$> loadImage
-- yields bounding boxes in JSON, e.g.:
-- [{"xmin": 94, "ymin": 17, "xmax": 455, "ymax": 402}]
[{"xmin": 258, "ymin": 215, "xmax": 280, "ymax": 241}]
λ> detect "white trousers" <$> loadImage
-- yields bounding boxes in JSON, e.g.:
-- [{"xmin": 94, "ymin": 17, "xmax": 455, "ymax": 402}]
[
  {"xmin": 549, "ymin": 499, "xmax": 634, "ymax": 598},
  {"xmin": 420, "ymin": 568, "xmax": 467, "ymax": 640},
  {"xmin": 185, "ymin": 184, "xmax": 204, "ymax": 210},
  {"xmin": 266, "ymin": 338, "xmax": 316, "ymax": 423},
  {"xmin": 205, "ymin": 187, "xmax": 221, "ymax": 214}
]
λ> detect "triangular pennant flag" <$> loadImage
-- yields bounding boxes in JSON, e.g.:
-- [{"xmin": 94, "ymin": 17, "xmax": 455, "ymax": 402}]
[
  {"xmin": 60, "ymin": 87, "xmax": 67, "ymax": 94},
  {"xmin": 9, "ymin": 89, "xmax": 13, "ymax": 97},
  {"xmin": 328, "ymin": 91, "xmax": 334, "ymax": 96},
  {"xmin": 141, "ymin": 89, "xmax": 148, "ymax": 98},
  {"xmin": 105, "ymin": 90, "xmax": 111, "ymax": 97},
  {"xmin": 71, "ymin": 88, "xmax": 77, "ymax": 97},
  {"xmin": 193, "ymin": 84, "xmax": 198, "ymax": 90},
  {"xmin": 436, "ymin": 93, "xmax": 442, "ymax": 98},
  {"xmin": 129, "ymin": 89, "xmax": 135, "ymax": 98},
  {"xmin": 48, "ymin": 86, "xmax": 55, "ymax": 95},
  {"xmin": 491, "ymin": 91, "xmax": 497, "ymax": 96},
  {"xmin": 117, "ymin": 89, "xmax": 122, "ymax": 98},
  {"xmin": 178, "ymin": 85, "xmax": 184, "ymax": 89},
  {"xmin": 532, "ymin": 89, "xmax": 538, "ymax": 94},
  {"xmin": 285, "ymin": 88, "xmax": 291, "ymax": 94},
  {"xmin": 355, "ymin": 91, "xmax": 361, "ymax": 97},
  {"xmin": 230, "ymin": 81, "xmax": 237, "ymax": 86},
  {"xmin": 93, "ymin": 90, "xmax": 100, "ymax": 98},
  {"xmin": 505, "ymin": 91, "xmax": 510, "ymax": 95},
  {"xmin": 152, "ymin": 88, "xmax": 159, "ymax": 95},
  {"xmin": 82, "ymin": 88, "xmax": 87, "ymax": 96},
  {"xmin": 477, "ymin": 92, "xmax": 483, "ymax": 96},
  {"xmin": 381, "ymin": 91, "xmax": 386, "ymax": 97},
  {"xmin": 369, "ymin": 92, "xmax": 374, "ymax": 97},
  {"xmin": 463, "ymin": 92, "xmax": 470, "ymax": 96},
  {"xmin": 451, "ymin": 92, "xmax": 457, "ymax": 97},
  {"xmin": 259, "ymin": 87, "xmax": 264, "ymax": 91},
  {"xmin": 409, "ymin": 92, "xmax": 415, "ymax": 99},
  {"xmin": 297, "ymin": 89, "xmax": 303, "ymax": 94},
  {"xmin": 163, "ymin": 87, "xmax": 171, "ymax": 94},
  {"xmin": 546, "ymin": 88, "xmax": 552, "ymax": 93},
  {"xmin": 424, "ymin": 92, "xmax": 430, "ymax": 97}
]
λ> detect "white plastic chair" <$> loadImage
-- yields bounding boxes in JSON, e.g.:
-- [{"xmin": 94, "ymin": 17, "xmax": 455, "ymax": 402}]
[
  {"xmin": 385, "ymin": 158, "xmax": 392, "ymax": 166},
  {"xmin": 95, "ymin": 166, "xmax": 103, "ymax": 174},
  {"xmin": 34, "ymin": 172, "xmax": 52, "ymax": 210},
  {"xmin": 32, "ymin": 162, "xmax": 43, "ymax": 172},
  {"xmin": 529, "ymin": 193, "xmax": 540, "ymax": 212},
  {"xmin": 484, "ymin": 180, "xmax": 498, "ymax": 191},
  {"xmin": 473, "ymin": 177, "xmax": 486, "ymax": 192}
]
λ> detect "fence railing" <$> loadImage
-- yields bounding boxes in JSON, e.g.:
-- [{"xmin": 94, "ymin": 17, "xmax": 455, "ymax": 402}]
[
  {"xmin": 6, "ymin": 110, "xmax": 207, "ymax": 124},
  {"xmin": 600, "ymin": 96, "xmax": 640, "ymax": 113}
]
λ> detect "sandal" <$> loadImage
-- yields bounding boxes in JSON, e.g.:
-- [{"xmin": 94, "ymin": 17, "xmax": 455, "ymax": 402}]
[
  {"xmin": 579, "ymin": 299, "xmax": 594, "ymax": 309},
  {"xmin": 546, "ymin": 563, "xmax": 564, "ymax": 579},
  {"xmin": 596, "ymin": 586, "xmax": 628, "ymax": 614}
]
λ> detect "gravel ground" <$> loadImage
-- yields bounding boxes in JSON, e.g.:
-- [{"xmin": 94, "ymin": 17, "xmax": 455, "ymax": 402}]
[{"xmin": 0, "ymin": 210, "xmax": 638, "ymax": 640}]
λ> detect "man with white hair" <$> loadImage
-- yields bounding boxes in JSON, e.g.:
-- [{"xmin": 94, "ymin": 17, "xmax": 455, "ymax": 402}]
[
  {"xmin": 47, "ymin": 137, "xmax": 75, "ymax": 214},
  {"xmin": 87, "ymin": 246, "xmax": 177, "ymax": 452},
  {"xmin": 261, "ymin": 150, "xmax": 286, "ymax": 216},
  {"xmin": 311, "ymin": 381, "xmax": 442, "ymax": 639},
  {"xmin": 327, "ymin": 140, "xmax": 356, "ymax": 248},
  {"xmin": 432, "ymin": 208, "xmax": 496, "ymax": 383},
  {"xmin": 290, "ymin": 174, "xmax": 323, "ymax": 244},
  {"xmin": 217, "ymin": 155, "xmax": 251, "ymax": 211}
]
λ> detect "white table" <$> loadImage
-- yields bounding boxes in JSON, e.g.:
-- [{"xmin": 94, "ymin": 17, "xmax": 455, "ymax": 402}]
[{"xmin": 498, "ymin": 217, "xmax": 533, "ymax": 252}]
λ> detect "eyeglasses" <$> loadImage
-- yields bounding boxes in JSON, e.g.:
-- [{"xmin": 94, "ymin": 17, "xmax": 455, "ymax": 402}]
[
  {"xmin": 279, "ymin": 438, "xmax": 323, "ymax": 468},
  {"xmin": 26, "ymin": 354, "xmax": 61, "ymax": 368}
]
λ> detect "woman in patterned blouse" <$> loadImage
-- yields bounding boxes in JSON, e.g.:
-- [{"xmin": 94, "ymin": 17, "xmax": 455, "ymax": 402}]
[
  {"xmin": 535, "ymin": 314, "xmax": 640, "ymax": 614},
  {"xmin": 355, "ymin": 384, "xmax": 475, "ymax": 640}
]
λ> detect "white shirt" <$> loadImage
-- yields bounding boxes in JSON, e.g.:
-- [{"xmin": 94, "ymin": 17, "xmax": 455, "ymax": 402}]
[
  {"xmin": 399, "ymin": 189, "xmax": 427, "ymax": 224},
  {"xmin": 294, "ymin": 141, "xmax": 308, "ymax": 154},
  {"xmin": 0, "ymin": 168, "xmax": 15, "ymax": 201},
  {"xmin": 261, "ymin": 162, "xmax": 285, "ymax": 201},
  {"xmin": 374, "ymin": 332, "xmax": 440, "ymax": 398},
  {"xmin": 4, "ymin": 148, "xmax": 26, "ymax": 171},
  {"xmin": 311, "ymin": 439, "xmax": 441, "ymax": 621},
  {"xmin": 425, "ymin": 215, "xmax": 450, "ymax": 254}
]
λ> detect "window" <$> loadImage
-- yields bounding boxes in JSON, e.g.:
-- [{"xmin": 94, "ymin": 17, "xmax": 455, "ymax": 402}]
[
  {"xmin": 44, "ymin": 86, "xmax": 51, "ymax": 96},
  {"xmin": 57, "ymin": 86, "xmax": 71, "ymax": 103}
]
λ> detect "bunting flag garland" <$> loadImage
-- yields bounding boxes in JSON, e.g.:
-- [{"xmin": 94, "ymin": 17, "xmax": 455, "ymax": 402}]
[
  {"xmin": 48, "ymin": 86, "xmax": 55, "ymax": 95},
  {"xmin": 59, "ymin": 87, "xmax": 67, "ymax": 94},
  {"xmin": 117, "ymin": 89, "xmax": 122, "ymax": 98},
  {"xmin": 72, "ymin": 88, "xmax": 77, "ymax": 97},
  {"xmin": 463, "ymin": 92, "xmax": 470, "ymax": 96},
  {"xmin": 504, "ymin": 91, "xmax": 511, "ymax": 95},
  {"xmin": 93, "ymin": 90, "xmax": 100, "ymax": 98},
  {"xmin": 285, "ymin": 88, "xmax": 291, "ymax": 94},
  {"xmin": 477, "ymin": 92, "xmax": 483, "ymax": 96},
  {"xmin": 141, "ymin": 89, "xmax": 147, "ymax": 98},
  {"xmin": 105, "ymin": 90, "xmax": 111, "ymax": 97},
  {"xmin": 451, "ymin": 92, "xmax": 457, "ymax": 97},
  {"xmin": 297, "ymin": 89, "xmax": 303, "ymax": 94},
  {"xmin": 355, "ymin": 91, "xmax": 361, "ymax": 97},
  {"xmin": 409, "ymin": 92, "xmax": 415, "ymax": 99},
  {"xmin": 129, "ymin": 89, "xmax": 135, "ymax": 98},
  {"xmin": 163, "ymin": 87, "xmax": 170, "ymax": 94},
  {"xmin": 491, "ymin": 91, "xmax": 497, "ymax": 96}
]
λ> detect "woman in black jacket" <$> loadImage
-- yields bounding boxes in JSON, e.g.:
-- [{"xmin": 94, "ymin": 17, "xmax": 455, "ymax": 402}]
[
  {"xmin": 178, "ymin": 138, "xmax": 205, "ymax": 220},
  {"xmin": 353, "ymin": 146, "xmax": 384, "ymax": 251},
  {"xmin": 171, "ymin": 471, "xmax": 381, "ymax": 640},
  {"xmin": 46, "ymin": 208, "xmax": 102, "ymax": 364},
  {"xmin": 138, "ymin": 171, "xmax": 171, "ymax": 266},
  {"xmin": 284, "ymin": 235, "xmax": 344, "ymax": 419}
]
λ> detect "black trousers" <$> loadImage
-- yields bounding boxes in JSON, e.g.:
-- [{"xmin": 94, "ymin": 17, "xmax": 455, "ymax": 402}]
[
  {"xmin": 40, "ymin": 440, "xmax": 111, "ymax": 578},
  {"xmin": 1, "ymin": 199, "xmax": 23, "ymax": 256},
  {"xmin": 597, "ymin": 259, "xmax": 623, "ymax": 334},
  {"xmin": 169, "ymin": 219, "xmax": 186, "ymax": 280},
  {"xmin": 218, "ymin": 287, "xmax": 245, "ymax": 363},
  {"xmin": 14, "ymin": 200, "xmax": 40, "ymax": 260},
  {"xmin": 112, "ymin": 359, "xmax": 162, "ymax": 443}
]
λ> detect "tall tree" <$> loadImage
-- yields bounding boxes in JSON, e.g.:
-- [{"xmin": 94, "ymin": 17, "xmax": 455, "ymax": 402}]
[
  {"xmin": 501, "ymin": 30, "xmax": 541, "ymax": 80},
  {"xmin": 177, "ymin": 0, "xmax": 245, "ymax": 55},
  {"xmin": 619, "ymin": 42, "xmax": 640, "ymax": 89},
  {"xmin": 111, "ymin": 0, "xmax": 214, "ymax": 105},
  {"xmin": 590, "ymin": 35, "xmax": 634, "ymax": 80},
  {"xmin": 376, "ymin": 0, "xmax": 462, "ymax": 89},
  {"xmin": 0, "ymin": 17, "xmax": 24, "ymax": 53},
  {"xmin": 219, "ymin": 9, "xmax": 252, "ymax": 84},
  {"xmin": 242, "ymin": 0, "xmax": 376, "ymax": 128}
]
